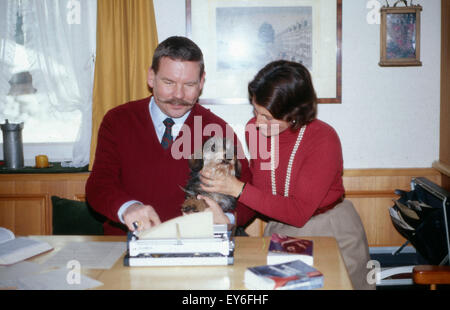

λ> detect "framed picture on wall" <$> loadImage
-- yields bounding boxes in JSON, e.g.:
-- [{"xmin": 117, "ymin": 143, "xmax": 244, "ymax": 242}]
[
  {"xmin": 186, "ymin": 0, "xmax": 342, "ymax": 104},
  {"xmin": 379, "ymin": 3, "xmax": 423, "ymax": 67}
]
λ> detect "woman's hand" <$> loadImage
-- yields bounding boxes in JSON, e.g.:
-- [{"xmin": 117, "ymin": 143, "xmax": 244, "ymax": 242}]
[
  {"xmin": 199, "ymin": 171, "xmax": 245, "ymax": 198},
  {"xmin": 198, "ymin": 195, "xmax": 230, "ymax": 224}
]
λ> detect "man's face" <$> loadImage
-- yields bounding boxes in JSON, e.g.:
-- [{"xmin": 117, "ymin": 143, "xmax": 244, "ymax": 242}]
[{"xmin": 148, "ymin": 57, "xmax": 205, "ymax": 118}]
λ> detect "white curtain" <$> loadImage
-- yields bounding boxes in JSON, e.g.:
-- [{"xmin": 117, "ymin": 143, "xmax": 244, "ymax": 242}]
[
  {"xmin": 0, "ymin": 0, "xmax": 97, "ymax": 168},
  {"xmin": 0, "ymin": 1, "xmax": 16, "ymax": 100}
]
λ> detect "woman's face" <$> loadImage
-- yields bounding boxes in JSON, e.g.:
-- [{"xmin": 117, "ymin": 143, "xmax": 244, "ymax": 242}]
[{"xmin": 251, "ymin": 98, "xmax": 290, "ymax": 137}]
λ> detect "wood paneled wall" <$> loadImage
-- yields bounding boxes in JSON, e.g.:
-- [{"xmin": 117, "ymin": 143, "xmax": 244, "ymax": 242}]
[
  {"xmin": 0, "ymin": 173, "xmax": 88, "ymax": 235},
  {"xmin": 0, "ymin": 168, "xmax": 442, "ymax": 246},
  {"xmin": 0, "ymin": 194, "xmax": 50, "ymax": 235}
]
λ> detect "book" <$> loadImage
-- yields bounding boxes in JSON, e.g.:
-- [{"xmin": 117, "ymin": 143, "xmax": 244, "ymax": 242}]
[
  {"xmin": 267, "ymin": 233, "xmax": 313, "ymax": 266},
  {"xmin": 244, "ymin": 260, "xmax": 324, "ymax": 290},
  {"xmin": 0, "ymin": 227, "xmax": 53, "ymax": 265}
]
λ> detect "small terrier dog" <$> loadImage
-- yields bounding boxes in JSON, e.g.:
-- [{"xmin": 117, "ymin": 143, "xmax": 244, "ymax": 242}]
[{"xmin": 181, "ymin": 136, "xmax": 241, "ymax": 213}]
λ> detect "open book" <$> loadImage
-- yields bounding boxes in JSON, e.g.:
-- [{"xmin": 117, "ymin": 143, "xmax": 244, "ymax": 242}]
[{"xmin": 0, "ymin": 227, "xmax": 53, "ymax": 265}]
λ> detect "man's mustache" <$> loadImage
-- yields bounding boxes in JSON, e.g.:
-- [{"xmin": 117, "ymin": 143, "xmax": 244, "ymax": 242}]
[{"xmin": 160, "ymin": 98, "xmax": 195, "ymax": 107}]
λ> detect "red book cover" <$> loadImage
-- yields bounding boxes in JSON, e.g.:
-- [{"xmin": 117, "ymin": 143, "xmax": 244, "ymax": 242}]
[{"xmin": 267, "ymin": 233, "xmax": 313, "ymax": 265}]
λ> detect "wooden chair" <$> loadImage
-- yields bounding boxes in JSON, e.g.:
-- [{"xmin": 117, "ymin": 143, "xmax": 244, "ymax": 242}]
[{"xmin": 413, "ymin": 265, "xmax": 450, "ymax": 290}]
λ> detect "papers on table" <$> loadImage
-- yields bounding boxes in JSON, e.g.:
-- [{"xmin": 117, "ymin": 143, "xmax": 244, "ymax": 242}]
[
  {"xmin": 0, "ymin": 241, "xmax": 126, "ymax": 290},
  {"xmin": 42, "ymin": 241, "xmax": 126, "ymax": 269},
  {"xmin": 0, "ymin": 261, "xmax": 43, "ymax": 289},
  {"xmin": 0, "ymin": 261, "xmax": 102, "ymax": 290},
  {"xmin": 16, "ymin": 268, "xmax": 103, "ymax": 290}
]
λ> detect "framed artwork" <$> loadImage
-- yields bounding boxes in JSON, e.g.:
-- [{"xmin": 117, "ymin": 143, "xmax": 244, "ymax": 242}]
[
  {"xmin": 186, "ymin": 0, "xmax": 342, "ymax": 104},
  {"xmin": 379, "ymin": 3, "xmax": 422, "ymax": 67}
]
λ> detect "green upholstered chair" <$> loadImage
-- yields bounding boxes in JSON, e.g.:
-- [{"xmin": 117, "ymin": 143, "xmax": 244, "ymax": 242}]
[{"xmin": 52, "ymin": 196, "xmax": 105, "ymax": 235}]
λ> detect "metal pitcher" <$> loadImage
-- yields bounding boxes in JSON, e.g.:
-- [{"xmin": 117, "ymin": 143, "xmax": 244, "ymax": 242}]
[{"xmin": 1, "ymin": 119, "xmax": 24, "ymax": 169}]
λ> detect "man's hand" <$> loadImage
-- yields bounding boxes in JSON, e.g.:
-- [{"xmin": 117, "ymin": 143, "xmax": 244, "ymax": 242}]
[{"xmin": 122, "ymin": 203, "xmax": 161, "ymax": 232}]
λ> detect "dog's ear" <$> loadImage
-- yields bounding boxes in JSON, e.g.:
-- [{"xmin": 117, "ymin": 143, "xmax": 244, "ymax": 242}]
[
  {"xmin": 234, "ymin": 158, "xmax": 242, "ymax": 179},
  {"xmin": 231, "ymin": 141, "xmax": 242, "ymax": 178},
  {"xmin": 188, "ymin": 153, "xmax": 204, "ymax": 172}
]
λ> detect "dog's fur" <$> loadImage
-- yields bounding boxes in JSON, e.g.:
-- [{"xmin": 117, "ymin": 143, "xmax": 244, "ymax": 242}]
[{"xmin": 181, "ymin": 136, "xmax": 241, "ymax": 213}]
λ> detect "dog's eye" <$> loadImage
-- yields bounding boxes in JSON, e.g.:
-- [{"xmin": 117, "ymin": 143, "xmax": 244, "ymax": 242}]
[{"xmin": 222, "ymin": 159, "xmax": 232, "ymax": 164}]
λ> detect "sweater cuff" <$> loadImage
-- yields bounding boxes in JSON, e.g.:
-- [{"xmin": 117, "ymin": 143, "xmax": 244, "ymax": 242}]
[
  {"xmin": 238, "ymin": 183, "xmax": 258, "ymax": 209},
  {"xmin": 117, "ymin": 200, "xmax": 142, "ymax": 223}
]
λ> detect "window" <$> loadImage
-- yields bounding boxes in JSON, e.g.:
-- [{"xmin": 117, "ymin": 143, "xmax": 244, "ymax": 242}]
[
  {"xmin": 1, "ymin": 3, "xmax": 82, "ymax": 144},
  {"xmin": 0, "ymin": 0, "xmax": 96, "ymax": 166}
]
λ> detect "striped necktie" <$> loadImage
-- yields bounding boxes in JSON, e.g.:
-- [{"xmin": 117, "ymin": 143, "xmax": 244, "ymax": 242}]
[{"xmin": 161, "ymin": 118, "xmax": 175, "ymax": 149}]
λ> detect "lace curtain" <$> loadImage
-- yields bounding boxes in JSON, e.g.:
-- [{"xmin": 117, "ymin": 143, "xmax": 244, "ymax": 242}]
[
  {"xmin": 0, "ymin": 1, "xmax": 16, "ymax": 100},
  {"xmin": 0, "ymin": 0, "xmax": 97, "ymax": 168}
]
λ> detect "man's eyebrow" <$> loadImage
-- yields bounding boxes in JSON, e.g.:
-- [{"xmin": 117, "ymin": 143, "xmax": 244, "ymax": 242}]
[
  {"xmin": 159, "ymin": 77, "xmax": 199, "ymax": 84},
  {"xmin": 185, "ymin": 80, "xmax": 199, "ymax": 85}
]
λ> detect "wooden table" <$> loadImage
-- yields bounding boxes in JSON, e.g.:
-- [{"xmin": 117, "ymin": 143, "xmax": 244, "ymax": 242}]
[{"xmin": 28, "ymin": 235, "xmax": 353, "ymax": 290}]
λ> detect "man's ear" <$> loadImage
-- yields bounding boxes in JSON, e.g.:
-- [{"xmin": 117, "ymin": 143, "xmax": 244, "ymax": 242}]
[
  {"xmin": 147, "ymin": 68, "xmax": 156, "ymax": 89},
  {"xmin": 199, "ymin": 71, "xmax": 206, "ymax": 90}
]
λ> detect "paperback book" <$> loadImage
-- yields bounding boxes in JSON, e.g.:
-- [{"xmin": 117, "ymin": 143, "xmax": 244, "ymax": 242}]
[
  {"xmin": 244, "ymin": 259, "xmax": 324, "ymax": 290},
  {"xmin": 267, "ymin": 233, "xmax": 313, "ymax": 266}
]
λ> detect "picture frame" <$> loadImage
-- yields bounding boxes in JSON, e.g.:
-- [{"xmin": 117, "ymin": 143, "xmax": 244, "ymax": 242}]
[
  {"xmin": 379, "ymin": 3, "xmax": 422, "ymax": 67},
  {"xmin": 186, "ymin": 0, "xmax": 342, "ymax": 104}
]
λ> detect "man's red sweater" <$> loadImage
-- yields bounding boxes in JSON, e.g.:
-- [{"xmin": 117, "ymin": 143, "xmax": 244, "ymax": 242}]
[{"xmin": 86, "ymin": 97, "xmax": 253, "ymax": 235}]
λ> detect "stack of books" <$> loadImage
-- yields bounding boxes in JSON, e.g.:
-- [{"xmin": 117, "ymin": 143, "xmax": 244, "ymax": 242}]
[{"xmin": 244, "ymin": 234, "xmax": 323, "ymax": 290}]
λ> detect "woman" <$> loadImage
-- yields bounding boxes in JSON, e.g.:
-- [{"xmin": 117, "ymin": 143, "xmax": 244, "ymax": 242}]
[{"xmin": 200, "ymin": 60, "xmax": 374, "ymax": 290}]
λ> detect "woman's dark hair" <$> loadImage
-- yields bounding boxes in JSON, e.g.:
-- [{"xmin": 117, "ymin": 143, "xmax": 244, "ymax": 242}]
[
  {"xmin": 248, "ymin": 60, "xmax": 317, "ymax": 129},
  {"xmin": 151, "ymin": 36, "xmax": 204, "ymax": 78}
]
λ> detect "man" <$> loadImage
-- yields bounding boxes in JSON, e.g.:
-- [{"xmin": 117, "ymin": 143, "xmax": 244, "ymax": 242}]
[{"xmin": 86, "ymin": 36, "xmax": 254, "ymax": 235}]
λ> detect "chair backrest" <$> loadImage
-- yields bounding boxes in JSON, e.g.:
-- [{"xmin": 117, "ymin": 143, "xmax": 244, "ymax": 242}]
[{"xmin": 52, "ymin": 196, "xmax": 105, "ymax": 235}]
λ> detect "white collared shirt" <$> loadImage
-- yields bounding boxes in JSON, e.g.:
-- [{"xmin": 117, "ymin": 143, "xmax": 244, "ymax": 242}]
[{"xmin": 149, "ymin": 97, "xmax": 190, "ymax": 142}]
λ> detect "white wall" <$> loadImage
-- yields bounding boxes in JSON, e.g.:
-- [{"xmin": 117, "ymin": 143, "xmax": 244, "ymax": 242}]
[{"xmin": 154, "ymin": 0, "xmax": 442, "ymax": 169}]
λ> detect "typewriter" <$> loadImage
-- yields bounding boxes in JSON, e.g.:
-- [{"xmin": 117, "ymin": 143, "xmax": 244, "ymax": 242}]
[{"xmin": 123, "ymin": 213, "xmax": 235, "ymax": 267}]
